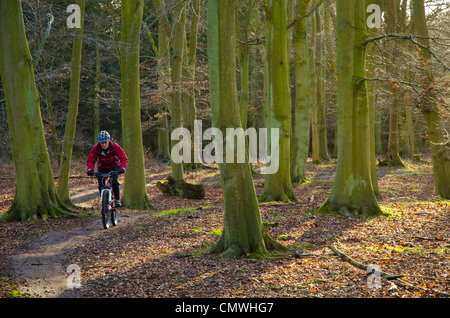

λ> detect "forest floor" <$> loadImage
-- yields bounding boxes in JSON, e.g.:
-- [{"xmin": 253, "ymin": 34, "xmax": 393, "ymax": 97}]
[{"xmin": 0, "ymin": 156, "xmax": 449, "ymax": 300}]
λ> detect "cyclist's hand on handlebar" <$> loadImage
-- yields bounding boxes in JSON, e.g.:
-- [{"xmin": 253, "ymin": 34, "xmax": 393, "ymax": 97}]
[
  {"xmin": 118, "ymin": 168, "xmax": 126, "ymax": 174},
  {"xmin": 87, "ymin": 169, "xmax": 94, "ymax": 176}
]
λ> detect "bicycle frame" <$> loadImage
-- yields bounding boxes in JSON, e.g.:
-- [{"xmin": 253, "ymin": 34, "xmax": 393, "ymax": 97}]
[{"xmin": 94, "ymin": 172, "xmax": 119, "ymax": 229}]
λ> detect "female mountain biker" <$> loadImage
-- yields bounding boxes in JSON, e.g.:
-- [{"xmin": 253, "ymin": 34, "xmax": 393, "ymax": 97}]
[{"xmin": 86, "ymin": 130, "xmax": 128, "ymax": 207}]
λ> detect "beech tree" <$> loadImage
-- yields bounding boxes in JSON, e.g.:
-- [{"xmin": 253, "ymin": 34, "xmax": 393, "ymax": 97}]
[
  {"xmin": 290, "ymin": 0, "xmax": 313, "ymax": 183},
  {"xmin": 207, "ymin": 0, "xmax": 286, "ymax": 258},
  {"xmin": 259, "ymin": 0, "xmax": 296, "ymax": 203},
  {"xmin": 182, "ymin": 0, "xmax": 201, "ymax": 168},
  {"xmin": 57, "ymin": 0, "xmax": 85, "ymax": 207},
  {"xmin": 410, "ymin": 0, "xmax": 450, "ymax": 199},
  {"xmin": 320, "ymin": 0, "xmax": 381, "ymax": 215},
  {"xmin": 0, "ymin": 0, "xmax": 73, "ymax": 221},
  {"xmin": 152, "ymin": 0, "xmax": 172, "ymax": 162},
  {"xmin": 170, "ymin": 1, "xmax": 187, "ymax": 182},
  {"xmin": 382, "ymin": 0, "xmax": 406, "ymax": 167},
  {"xmin": 120, "ymin": 0, "xmax": 154, "ymax": 209}
]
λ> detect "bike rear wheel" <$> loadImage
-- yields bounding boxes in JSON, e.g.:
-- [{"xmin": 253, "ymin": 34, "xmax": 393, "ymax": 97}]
[{"xmin": 101, "ymin": 190, "xmax": 111, "ymax": 229}]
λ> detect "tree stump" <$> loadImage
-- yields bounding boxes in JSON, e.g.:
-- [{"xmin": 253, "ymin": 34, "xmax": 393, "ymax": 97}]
[{"xmin": 156, "ymin": 176, "xmax": 205, "ymax": 199}]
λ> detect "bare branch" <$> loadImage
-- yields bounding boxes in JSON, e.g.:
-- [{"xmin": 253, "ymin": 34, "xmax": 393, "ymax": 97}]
[
  {"xmin": 287, "ymin": 0, "xmax": 326, "ymax": 29},
  {"xmin": 363, "ymin": 34, "xmax": 450, "ymax": 72}
]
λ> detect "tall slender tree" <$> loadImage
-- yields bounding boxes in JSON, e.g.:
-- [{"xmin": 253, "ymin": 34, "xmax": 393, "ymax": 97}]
[
  {"xmin": 290, "ymin": 0, "xmax": 312, "ymax": 183},
  {"xmin": 382, "ymin": 0, "xmax": 406, "ymax": 167},
  {"xmin": 259, "ymin": 0, "xmax": 296, "ymax": 202},
  {"xmin": 207, "ymin": 0, "xmax": 286, "ymax": 258},
  {"xmin": 320, "ymin": 0, "xmax": 381, "ymax": 215},
  {"xmin": 315, "ymin": 7, "xmax": 330, "ymax": 162},
  {"xmin": 182, "ymin": 0, "xmax": 201, "ymax": 167},
  {"xmin": 152, "ymin": 0, "xmax": 172, "ymax": 162},
  {"xmin": 57, "ymin": 0, "xmax": 85, "ymax": 207},
  {"xmin": 121, "ymin": 0, "xmax": 154, "ymax": 209},
  {"xmin": 170, "ymin": 0, "xmax": 187, "ymax": 182},
  {"xmin": 0, "ymin": 0, "xmax": 73, "ymax": 221}
]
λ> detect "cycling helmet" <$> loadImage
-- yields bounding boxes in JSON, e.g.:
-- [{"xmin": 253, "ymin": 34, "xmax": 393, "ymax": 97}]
[{"xmin": 97, "ymin": 130, "xmax": 110, "ymax": 143}]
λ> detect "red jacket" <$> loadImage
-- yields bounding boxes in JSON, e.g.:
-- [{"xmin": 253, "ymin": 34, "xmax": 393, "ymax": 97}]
[{"xmin": 86, "ymin": 141, "xmax": 128, "ymax": 171}]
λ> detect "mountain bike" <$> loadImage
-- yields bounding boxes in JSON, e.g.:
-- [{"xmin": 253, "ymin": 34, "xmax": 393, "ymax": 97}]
[{"xmin": 94, "ymin": 171, "xmax": 121, "ymax": 229}]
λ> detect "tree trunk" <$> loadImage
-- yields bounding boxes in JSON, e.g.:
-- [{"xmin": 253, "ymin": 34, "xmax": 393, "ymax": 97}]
[
  {"xmin": 0, "ymin": 0, "xmax": 73, "ymax": 221},
  {"xmin": 40, "ymin": 55, "xmax": 61, "ymax": 166},
  {"xmin": 405, "ymin": 41, "xmax": 422, "ymax": 162},
  {"xmin": 320, "ymin": 0, "xmax": 381, "ymax": 216},
  {"xmin": 411, "ymin": 0, "xmax": 450, "ymax": 199},
  {"xmin": 366, "ymin": 0, "xmax": 381, "ymax": 197},
  {"xmin": 93, "ymin": 41, "xmax": 101, "ymax": 145},
  {"xmin": 207, "ymin": 0, "xmax": 286, "ymax": 258},
  {"xmin": 182, "ymin": 0, "xmax": 201, "ymax": 168},
  {"xmin": 290, "ymin": 0, "xmax": 312, "ymax": 184},
  {"xmin": 170, "ymin": 1, "xmax": 187, "ymax": 182},
  {"xmin": 259, "ymin": 0, "xmax": 296, "ymax": 202},
  {"xmin": 236, "ymin": 0, "xmax": 256, "ymax": 131},
  {"xmin": 153, "ymin": 0, "xmax": 171, "ymax": 162},
  {"xmin": 382, "ymin": 0, "xmax": 406, "ymax": 167},
  {"xmin": 120, "ymin": 0, "xmax": 155, "ymax": 210},
  {"xmin": 309, "ymin": 11, "xmax": 320, "ymax": 164},
  {"xmin": 315, "ymin": 8, "xmax": 329, "ymax": 162},
  {"xmin": 57, "ymin": 0, "xmax": 85, "ymax": 207}
]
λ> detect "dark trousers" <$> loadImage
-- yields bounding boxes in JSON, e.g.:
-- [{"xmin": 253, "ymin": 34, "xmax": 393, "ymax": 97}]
[{"xmin": 97, "ymin": 166, "xmax": 121, "ymax": 201}]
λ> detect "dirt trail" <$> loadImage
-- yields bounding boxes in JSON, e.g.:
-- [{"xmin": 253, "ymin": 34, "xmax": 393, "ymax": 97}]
[{"xmin": 6, "ymin": 187, "xmax": 148, "ymax": 298}]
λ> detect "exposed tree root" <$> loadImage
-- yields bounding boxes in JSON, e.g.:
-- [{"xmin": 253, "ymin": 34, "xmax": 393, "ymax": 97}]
[
  {"xmin": 378, "ymin": 153, "xmax": 407, "ymax": 167},
  {"xmin": 208, "ymin": 228, "xmax": 288, "ymax": 258},
  {"xmin": 319, "ymin": 199, "xmax": 382, "ymax": 217},
  {"xmin": 123, "ymin": 196, "xmax": 156, "ymax": 210},
  {"xmin": 1, "ymin": 200, "xmax": 78, "ymax": 222}
]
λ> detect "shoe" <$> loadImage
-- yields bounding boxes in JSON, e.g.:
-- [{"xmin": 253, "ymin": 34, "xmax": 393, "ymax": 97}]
[{"xmin": 115, "ymin": 200, "xmax": 122, "ymax": 208}]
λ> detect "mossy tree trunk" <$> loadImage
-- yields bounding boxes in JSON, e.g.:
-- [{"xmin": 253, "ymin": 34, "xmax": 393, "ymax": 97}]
[
  {"xmin": 170, "ymin": 1, "xmax": 187, "ymax": 182},
  {"xmin": 0, "ymin": 0, "xmax": 73, "ymax": 221},
  {"xmin": 207, "ymin": 0, "xmax": 286, "ymax": 258},
  {"xmin": 315, "ymin": 8, "xmax": 329, "ymax": 162},
  {"xmin": 411, "ymin": 0, "xmax": 450, "ymax": 199},
  {"xmin": 309, "ymin": 11, "xmax": 320, "ymax": 164},
  {"xmin": 290, "ymin": 0, "xmax": 312, "ymax": 184},
  {"xmin": 259, "ymin": 0, "xmax": 296, "ymax": 203},
  {"xmin": 320, "ymin": 0, "xmax": 381, "ymax": 216},
  {"xmin": 366, "ymin": 0, "xmax": 381, "ymax": 197},
  {"xmin": 236, "ymin": 0, "xmax": 256, "ymax": 131},
  {"xmin": 120, "ymin": 0, "xmax": 155, "ymax": 210},
  {"xmin": 57, "ymin": 0, "xmax": 85, "ymax": 208}
]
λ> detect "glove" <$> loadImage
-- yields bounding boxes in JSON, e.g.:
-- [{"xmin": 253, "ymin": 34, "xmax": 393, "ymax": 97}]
[
  {"xmin": 87, "ymin": 169, "xmax": 94, "ymax": 176},
  {"xmin": 118, "ymin": 168, "xmax": 126, "ymax": 174}
]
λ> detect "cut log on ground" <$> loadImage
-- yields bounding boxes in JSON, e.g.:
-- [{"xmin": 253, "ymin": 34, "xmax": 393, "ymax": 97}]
[{"xmin": 156, "ymin": 176, "xmax": 205, "ymax": 199}]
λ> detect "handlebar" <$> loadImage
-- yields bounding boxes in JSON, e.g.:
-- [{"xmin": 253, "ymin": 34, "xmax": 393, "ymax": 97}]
[{"xmin": 93, "ymin": 171, "xmax": 124, "ymax": 178}]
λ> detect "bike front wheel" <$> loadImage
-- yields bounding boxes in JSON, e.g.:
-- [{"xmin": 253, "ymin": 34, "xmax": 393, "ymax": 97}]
[
  {"xmin": 111, "ymin": 208, "xmax": 118, "ymax": 226},
  {"xmin": 101, "ymin": 190, "xmax": 111, "ymax": 229}
]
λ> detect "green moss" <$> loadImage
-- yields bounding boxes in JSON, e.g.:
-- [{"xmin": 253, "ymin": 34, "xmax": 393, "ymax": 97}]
[{"xmin": 155, "ymin": 207, "xmax": 196, "ymax": 217}]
